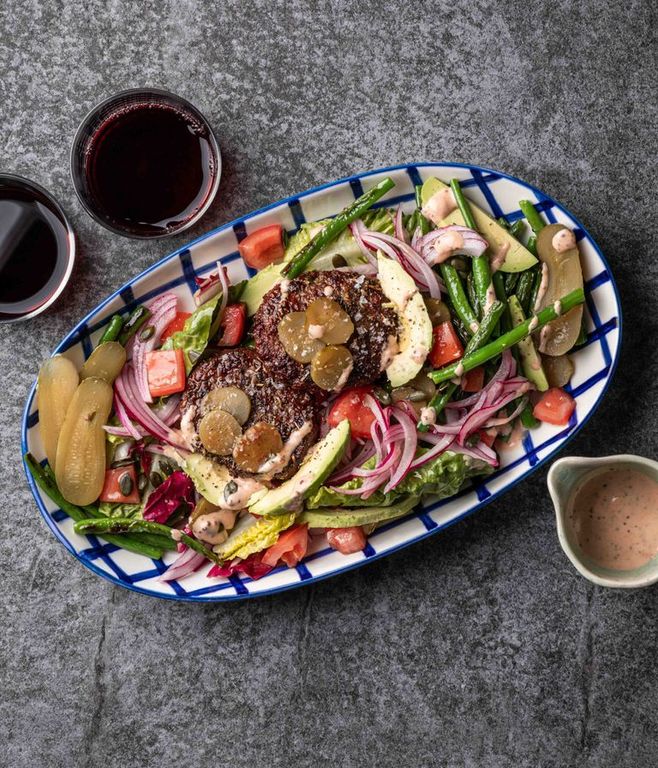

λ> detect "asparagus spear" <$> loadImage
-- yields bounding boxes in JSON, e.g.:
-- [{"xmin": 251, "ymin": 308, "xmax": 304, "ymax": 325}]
[
  {"xmin": 281, "ymin": 177, "xmax": 395, "ymax": 279},
  {"xmin": 463, "ymin": 300, "xmax": 505, "ymax": 355},
  {"xmin": 417, "ymin": 383, "xmax": 458, "ymax": 433},
  {"xmin": 428, "ymin": 288, "xmax": 585, "ymax": 384},
  {"xmin": 450, "ymin": 179, "xmax": 491, "ymax": 313}
]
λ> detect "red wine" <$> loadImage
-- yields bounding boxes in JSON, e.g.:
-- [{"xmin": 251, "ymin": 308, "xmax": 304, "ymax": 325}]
[
  {"xmin": 0, "ymin": 178, "xmax": 72, "ymax": 321},
  {"xmin": 84, "ymin": 101, "xmax": 217, "ymax": 237}
]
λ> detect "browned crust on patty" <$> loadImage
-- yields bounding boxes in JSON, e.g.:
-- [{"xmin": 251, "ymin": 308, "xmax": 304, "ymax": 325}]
[
  {"xmin": 180, "ymin": 348, "xmax": 320, "ymax": 481},
  {"xmin": 251, "ymin": 270, "xmax": 398, "ymax": 391}
]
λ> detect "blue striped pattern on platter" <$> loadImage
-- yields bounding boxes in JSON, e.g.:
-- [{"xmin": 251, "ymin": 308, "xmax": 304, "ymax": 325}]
[{"xmin": 21, "ymin": 163, "xmax": 622, "ymax": 602}]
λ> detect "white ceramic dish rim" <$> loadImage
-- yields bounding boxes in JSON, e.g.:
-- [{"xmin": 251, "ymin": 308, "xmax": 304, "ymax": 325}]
[
  {"xmin": 548, "ymin": 455, "xmax": 658, "ymax": 588},
  {"xmin": 21, "ymin": 161, "xmax": 623, "ymax": 601}
]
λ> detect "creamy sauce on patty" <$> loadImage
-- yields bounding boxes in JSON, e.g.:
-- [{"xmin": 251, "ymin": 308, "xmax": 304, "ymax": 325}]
[{"xmin": 567, "ymin": 467, "xmax": 658, "ymax": 571}]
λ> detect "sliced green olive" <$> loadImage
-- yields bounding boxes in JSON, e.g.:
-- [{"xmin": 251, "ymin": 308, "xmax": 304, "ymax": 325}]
[
  {"xmin": 37, "ymin": 355, "xmax": 79, "ymax": 473},
  {"xmin": 55, "ymin": 377, "xmax": 113, "ymax": 506},
  {"xmin": 201, "ymin": 386, "xmax": 251, "ymax": 425},
  {"xmin": 535, "ymin": 223, "xmax": 584, "ymax": 356},
  {"xmin": 310, "ymin": 345, "xmax": 353, "ymax": 390},
  {"xmin": 198, "ymin": 409, "xmax": 242, "ymax": 456},
  {"xmin": 79, "ymin": 341, "xmax": 127, "ymax": 384},
  {"xmin": 189, "ymin": 496, "xmax": 220, "ymax": 526},
  {"xmin": 305, "ymin": 298, "xmax": 354, "ymax": 345},
  {"xmin": 278, "ymin": 311, "xmax": 325, "ymax": 363},
  {"xmin": 424, "ymin": 297, "xmax": 451, "ymax": 326},
  {"xmin": 233, "ymin": 422, "xmax": 284, "ymax": 473},
  {"xmin": 542, "ymin": 354, "xmax": 574, "ymax": 388}
]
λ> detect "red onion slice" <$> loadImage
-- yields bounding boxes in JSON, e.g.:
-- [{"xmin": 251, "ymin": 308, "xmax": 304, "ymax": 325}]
[{"xmin": 159, "ymin": 547, "xmax": 207, "ymax": 582}]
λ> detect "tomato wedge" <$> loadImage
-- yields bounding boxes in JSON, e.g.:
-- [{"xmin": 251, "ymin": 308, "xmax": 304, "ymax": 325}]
[
  {"xmin": 238, "ymin": 224, "xmax": 285, "ymax": 270},
  {"xmin": 326, "ymin": 526, "xmax": 367, "ymax": 555},
  {"xmin": 478, "ymin": 429, "xmax": 497, "ymax": 448},
  {"xmin": 328, "ymin": 386, "xmax": 376, "ymax": 439},
  {"xmin": 533, "ymin": 387, "xmax": 576, "ymax": 426},
  {"xmin": 160, "ymin": 311, "xmax": 191, "ymax": 342},
  {"xmin": 146, "ymin": 349, "xmax": 186, "ymax": 398},
  {"xmin": 429, "ymin": 321, "xmax": 464, "ymax": 368},
  {"xmin": 217, "ymin": 303, "xmax": 247, "ymax": 347},
  {"xmin": 461, "ymin": 365, "xmax": 484, "ymax": 392},
  {"xmin": 262, "ymin": 524, "xmax": 309, "ymax": 567},
  {"xmin": 99, "ymin": 465, "xmax": 140, "ymax": 504}
]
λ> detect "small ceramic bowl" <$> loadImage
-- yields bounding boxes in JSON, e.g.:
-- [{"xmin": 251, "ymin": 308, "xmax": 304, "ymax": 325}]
[{"xmin": 548, "ymin": 455, "xmax": 658, "ymax": 588}]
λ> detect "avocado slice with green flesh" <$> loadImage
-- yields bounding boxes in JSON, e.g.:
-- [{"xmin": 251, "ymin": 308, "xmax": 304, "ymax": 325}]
[
  {"xmin": 299, "ymin": 494, "xmax": 420, "ymax": 528},
  {"xmin": 377, "ymin": 253, "xmax": 433, "ymax": 388},
  {"xmin": 420, "ymin": 177, "xmax": 538, "ymax": 274},
  {"xmin": 508, "ymin": 295, "xmax": 549, "ymax": 391},
  {"xmin": 248, "ymin": 420, "xmax": 351, "ymax": 517},
  {"xmin": 176, "ymin": 452, "xmax": 267, "ymax": 507}
]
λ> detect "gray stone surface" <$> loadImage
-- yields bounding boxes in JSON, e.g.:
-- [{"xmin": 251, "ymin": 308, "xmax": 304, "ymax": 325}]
[{"xmin": 0, "ymin": 0, "xmax": 656, "ymax": 765}]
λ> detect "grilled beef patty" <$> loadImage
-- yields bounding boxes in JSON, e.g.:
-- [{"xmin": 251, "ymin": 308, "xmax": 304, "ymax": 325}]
[
  {"xmin": 251, "ymin": 270, "xmax": 399, "ymax": 390},
  {"xmin": 180, "ymin": 348, "xmax": 320, "ymax": 481}
]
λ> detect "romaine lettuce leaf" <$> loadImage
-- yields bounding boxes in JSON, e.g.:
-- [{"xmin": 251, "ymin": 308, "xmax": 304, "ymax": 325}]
[
  {"xmin": 213, "ymin": 512, "xmax": 296, "ymax": 561},
  {"xmin": 161, "ymin": 294, "xmax": 221, "ymax": 372},
  {"xmin": 306, "ymin": 451, "xmax": 492, "ymax": 509}
]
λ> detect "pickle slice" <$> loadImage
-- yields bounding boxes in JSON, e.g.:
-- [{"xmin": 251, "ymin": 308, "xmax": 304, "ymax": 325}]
[
  {"xmin": 198, "ymin": 409, "xmax": 242, "ymax": 455},
  {"xmin": 233, "ymin": 422, "xmax": 284, "ymax": 473},
  {"xmin": 79, "ymin": 342, "xmax": 127, "ymax": 384},
  {"xmin": 37, "ymin": 355, "xmax": 80, "ymax": 473},
  {"xmin": 55, "ymin": 377, "xmax": 113, "ymax": 506},
  {"xmin": 201, "ymin": 386, "xmax": 251, "ymax": 425},
  {"xmin": 305, "ymin": 298, "xmax": 354, "ymax": 345},
  {"xmin": 278, "ymin": 312, "xmax": 324, "ymax": 363},
  {"xmin": 310, "ymin": 345, "xmax": 353, "ymax": 390}
]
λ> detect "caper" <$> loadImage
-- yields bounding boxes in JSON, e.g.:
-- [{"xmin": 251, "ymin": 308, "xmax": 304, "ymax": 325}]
[
  {"xmin": 139, "ymin": 324, "xmax": 155, "ymax": 342},
  {"xmin": 332, "ymin": 254, "xmax": 347, "ymax": 267},
  {"xmin": 233, "ymin": 422, "xmax": 284, "ymax": 473},
  {"xmin": 150, "ymin": 471, "xmax": 163, "ymax": 488},
  {"xmin": 310, "ymin": 345, "xmax": 353, "ymax": 390},
  {"xmin": 424, "ymin": 297, "xmax": 452, "ymax": 326},
  {"xmin": 305, "ymin": 298, "xmax": 354, "ymax": 345},
  {"xmin": 119, "ymin": 471, "xmax": 134, "ymax": 496},
  {"xmin": 137, "ymin": 473, "xmax": 148, "ymax": 492},
  {"xmin": 198, "ymin": 409, "xmax": 242, "ymax": 455},
  {"xmin": 223, "ymin": 480, "xmax": 238, "ymax": 502},
  {"xmin": 278, "ymin": 312, "xmax": 325, "ymax": 363}
]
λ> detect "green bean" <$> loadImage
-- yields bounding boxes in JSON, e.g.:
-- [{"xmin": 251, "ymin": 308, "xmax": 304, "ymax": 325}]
[
  {"xmin": 40, "ymin": 462, "xmax": 175, "ymax": 552},
  {"xmin": 504, "ymin": 272, "xmax": 521, "ymax": 296},
  {"xmin": 508, "ymin": 219, "xmax": 525, "ymax": 240},
  {"xmin": 428, "ymin": 288, "xmax": 585, "ymax": 384},
  {"xmin": 466, "ymin": 272, "xmax": 480, "ymax": 318},
  {"xmin": 516, "ymin": 267, "xmax": 538, "ymax": 314},
  {"xmin": 527, "ymin": 235, "xmax": 537, "ymax": 256},
  {"xmin": 417, "ymin": 383, "xmax": 458, "ymax": 432},
  {"xmin": 463, "ymin": 300, "xmax": 505, "ymax": 355},
  {"xmin": 497, "ymin": 217, "xmax": 510, "ymax": 231},
  {"xmin": 282, "ymin": 177, "xmax": 395, "ymax": 278},
  {"xmin": 450, "ymin": 179, "xmax": 491, "ymax": 311},
  {"xmin": 519, "ymin": 200, "xmax": 545, "ymax": 234},
  {"xmin": 73, "ymin": 518, "xmax": 222, "ymax": 565},
  {"xmin": 415, "ymin": 184, "xmax": 423, "ymax": 209},
  {"xmin": 439, "ymin": 264, "xmax": 478, "ymax": 334},
  {"xmin": 491, "ymin": 270, "xmax": 508, "ymax": 336},
  {"xmin": 25, "ymin": 454, "xmax": 164, "ymax": 560},
  {"xmin": 118, "ymin": 305, "xmax": 151, "ymax": 346},
  {"xmin": 99, "ymin": 315, "xmax": 124, "ymax": 344},
  {"xmin": 527, "ymin": 264, "xmax": 544, "ymax": 312}
]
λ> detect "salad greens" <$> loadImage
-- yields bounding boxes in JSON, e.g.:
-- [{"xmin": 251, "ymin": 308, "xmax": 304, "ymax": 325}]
[
  {"xmin": 307, "ymin": 451, "xmax": 492, "ymax": 509},
  {"xmin": 214, "ymin": 512, "xmax": 297, "ymax": 562},
  {"xmin": 162, "ymin": 293, "xmax": 221, "ymax": 372}
]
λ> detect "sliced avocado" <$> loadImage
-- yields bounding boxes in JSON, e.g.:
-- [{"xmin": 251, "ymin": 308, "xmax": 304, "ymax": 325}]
[
  {"xmin": 242, "ymin": 264, "xmax": 284, "ymax": 316},
  {"xmin": 508, "ymin": 295, "xmax": 549, "ymax": 391},
  {"xmin": 299, "ymin": 494, "xmax": 420, "ymax": 528},
  {"xmin": 248, "ymin": 420, "xmax": 350, "ymax": 516},
  {"xmin": 421, "ymin": 177, "xmax": 538, "ymax": 274},
  {"xmin": 177, "ymin": 452, "xmax": 231, "ymax": 505},
  {"xmin": 377, "ymin": 253, "xmax": 433, "ymax": 388}
]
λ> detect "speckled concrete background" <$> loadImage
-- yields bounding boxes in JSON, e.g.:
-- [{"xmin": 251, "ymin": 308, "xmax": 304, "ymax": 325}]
[{"xmin": 1, "ymin": 1, "xmax": 656, "ymax": 766}]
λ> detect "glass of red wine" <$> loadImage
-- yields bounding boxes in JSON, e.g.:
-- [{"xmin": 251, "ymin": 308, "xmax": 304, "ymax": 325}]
[
  {"xmin": 70, "ymin": 88, "xmax": 221, "ymax": 238},
  {"xmin": 0, "ymin": 174, "xmax": 76, "ymax": 324}
]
